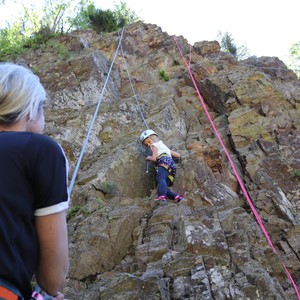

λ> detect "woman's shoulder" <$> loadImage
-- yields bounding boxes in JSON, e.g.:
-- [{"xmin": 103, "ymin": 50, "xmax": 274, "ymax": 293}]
[
  {"xmin": 0, "ymin": 131, "xmax": 58, "ymax": 149},
  {"xmin": 28, "ymin": 133, "xmax": 63, "ymax": 154},
  {"xmin": 30, "ymin": 132, "xmax": 57, "ymax": 143}
]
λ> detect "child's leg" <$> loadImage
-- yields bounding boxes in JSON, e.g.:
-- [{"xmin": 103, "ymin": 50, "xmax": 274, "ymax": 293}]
[
  {"xmin": 166, "ymin": 178, "xmax": 185, "ymax": 202},
  {"xmin": 166, "ymin": 178, "xmax": 177, "ymax": 200},
  {"xmin": 165, "ymin": 178, "xmax": 177, "ymax": 199},
  {"xmin": 157, "ymin": 166, "xmax": 169, "ymax": 197}
]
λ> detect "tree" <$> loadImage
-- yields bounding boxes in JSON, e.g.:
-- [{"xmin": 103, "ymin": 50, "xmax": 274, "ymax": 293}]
[
  {"xmin": 0, "ymin": 0, "xmax": 94, "ymax": 60},
  {"xmin": 0, "ymin": 22, "xmax": 26, "ymax": 58},
  {"xmin": 289, "ymin": 42, "xmax": 300, "ymax": 78},
  {"xmin": 0, "ymin": 0, "xmax": 140, "ymax": 60},
  {"xmin": 87, "ymin": 1, "xmax": 139, "ymax": 33},
  {"xmin": 217, "ymin": 31, "xmax": 250, "ymax": 61},
  {"xmin": 113, "ymin": 1, "xmax": 139, "ymax": 27},
  {"xmin": 67, "ymin": 2, "xmax": 96, "ymax": 31},
  {"xmin": 88, "ymin": 8, "xmax": 119, "ymax": 33},
  {"xmin": 22, "ymin": 0, "xmax": 94, "ymax": 35}
]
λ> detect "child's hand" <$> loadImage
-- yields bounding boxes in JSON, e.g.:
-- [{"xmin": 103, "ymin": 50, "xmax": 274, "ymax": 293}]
[
  {"xmin": 146, "ymin": 156, "xmax": 152, "ymax": 161},
  {"xmin": 173, "ymin": 157, "xmax": 181, "ymax": 163}
]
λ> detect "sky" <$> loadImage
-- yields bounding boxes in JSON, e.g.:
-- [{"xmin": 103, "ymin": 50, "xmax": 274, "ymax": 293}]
[
  {"xmin": 95, "ymin": 0, "xmax": 299, "ymax": 65},
  {"xmin": 0, "ymin": 0, "xmax": 299, "ymax": 65}
]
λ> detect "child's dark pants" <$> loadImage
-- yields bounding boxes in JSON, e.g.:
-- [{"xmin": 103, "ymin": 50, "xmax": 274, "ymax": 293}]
[{"xmin": 157, "ymin": 166, "xmax": 177, "ymax": 199}]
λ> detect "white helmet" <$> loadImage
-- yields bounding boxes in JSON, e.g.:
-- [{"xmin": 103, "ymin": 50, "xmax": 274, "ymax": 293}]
[{"xmin": 140, "ymin": 129, "xmax": 157, "ymax": 144}]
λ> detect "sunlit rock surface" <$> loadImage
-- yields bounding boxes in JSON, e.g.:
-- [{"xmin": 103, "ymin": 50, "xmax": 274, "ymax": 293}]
[{"xmin": 17, "ymin": 21, "xmax": 300, "ymax": 299}]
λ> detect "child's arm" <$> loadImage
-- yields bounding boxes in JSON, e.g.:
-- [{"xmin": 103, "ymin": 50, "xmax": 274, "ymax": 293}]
[
  {"xmin": 146, "ymin": 144, "xmax": 158, "ymax": 162},
  {"xmin": 171, "ymin": 149, "xmax": 180, "ymax": 158}
]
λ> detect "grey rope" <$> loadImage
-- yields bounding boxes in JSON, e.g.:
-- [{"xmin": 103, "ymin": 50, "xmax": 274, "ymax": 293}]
[
  {"xmin": 118, "ymin": 32, "xmax": 151, "ymax": 173},
  {"xmin": 119, "ymin": 34, "xmax": 149, "ymax": 130},
  {"xmin": 68, "ymin": 27, "xmax": 125, "ymax": 195},
  {"xmin": 34, "ymin": 26, "xmax": 125, "ymax": 300},
  {"xmin": 35, "ymin": 30, "xmax": 125, "ymax": 300}
]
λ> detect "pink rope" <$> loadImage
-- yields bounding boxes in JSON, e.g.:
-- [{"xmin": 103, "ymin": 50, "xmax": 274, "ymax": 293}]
[{"xmin": 173, "ymin": 37, "xmax": 300, "ymax": 299}]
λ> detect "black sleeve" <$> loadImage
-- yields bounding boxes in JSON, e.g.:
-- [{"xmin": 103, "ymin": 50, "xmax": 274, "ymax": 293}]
[{"xmin": 28, "ymin": 134, "xmax": 69, "ymax": 214}]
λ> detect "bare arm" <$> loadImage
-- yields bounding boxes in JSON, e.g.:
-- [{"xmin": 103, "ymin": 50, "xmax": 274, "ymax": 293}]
[
  {"xmin": 171, "ymin": 150, "xmax": 180, "ymax": 158},
  {"xmin": 35, "ymin": 210, "xmax": 69, "ymax": 296},
  {"xmin": 146, "ymin": 144, "xmax": 158, "ymax": 162}
]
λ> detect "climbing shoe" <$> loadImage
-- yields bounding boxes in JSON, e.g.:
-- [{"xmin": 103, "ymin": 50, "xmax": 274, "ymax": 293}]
[
  {"xmin": 154, "ymin": 195, "xmax": 167, "ymax": 205},
  {"xmin": 174, "ymin": 195, "xmax": 186, "ymax": 203}
]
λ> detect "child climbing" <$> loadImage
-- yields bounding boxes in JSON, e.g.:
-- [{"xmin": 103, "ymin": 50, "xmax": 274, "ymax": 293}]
[{"xmin": 140, "ymin": 129, "xmax": 185, "ymax": 205}]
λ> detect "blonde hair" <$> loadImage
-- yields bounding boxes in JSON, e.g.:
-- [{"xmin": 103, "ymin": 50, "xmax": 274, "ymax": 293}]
[{"xmin": 0, "ymin": 63, "xmax": 46, "ymax": 125}]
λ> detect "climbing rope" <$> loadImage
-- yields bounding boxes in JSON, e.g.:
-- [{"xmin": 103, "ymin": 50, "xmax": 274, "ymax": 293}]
[
  {"xmin": 119, "ymin": 32, "xmax": 149, "ymax": 130},
  {"xmin": 34, "ymin": 26, "xmax": 125, "ymax": 300},
  {"xmin": 118, "ymin": 31, "xmax": 152, "ymax": 173},
  {"xmin": 68, "ymin": 27, "xmax": 125, "ymax": 195},
  {"xmin": 69, "ymin": 27, "xmax": 151, "ymax": 194},
  {"xmin": 173, "ymin": 37, "xmax": 300, "ymax": 299}
]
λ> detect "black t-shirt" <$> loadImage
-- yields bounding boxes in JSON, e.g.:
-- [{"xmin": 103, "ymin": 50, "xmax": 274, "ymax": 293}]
[{"xmin": 0, "ymin": 132, "xmax": 69, "ymax": 299}]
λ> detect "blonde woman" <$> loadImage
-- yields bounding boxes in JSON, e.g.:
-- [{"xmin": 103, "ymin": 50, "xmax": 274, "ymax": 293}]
[{"xmin": 0, "ymin": 63, "xmax": 69, "ymax": 300}]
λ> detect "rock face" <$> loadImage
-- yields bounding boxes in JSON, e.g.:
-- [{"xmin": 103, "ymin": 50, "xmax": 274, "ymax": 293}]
[{"xmin": 17, "ymin": 21, "xmax": 300, "ymax": 299}]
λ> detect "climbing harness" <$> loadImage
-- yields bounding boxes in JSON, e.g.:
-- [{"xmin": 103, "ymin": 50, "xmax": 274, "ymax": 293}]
[
  {"xmin": 33, "ymin": 26, "xmax": 298, "ymax": 299},
  {"xmin": 156, "ymin": 154, "xmax": 176, "ymax": 185},
  {"xmin": 173, "ymin": 36, "xmax": 300, "ymax": 299},
  {"xmin": 68, "ymin": 26, "xmax": 152, "ymax": 192}
]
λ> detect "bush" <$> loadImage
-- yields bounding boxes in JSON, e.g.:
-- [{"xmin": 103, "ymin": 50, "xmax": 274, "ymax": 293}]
[
  {"xmin": 87, "ymin": 1, "xmax": 139, "ymax": 33},
  {"xmin": 217, "ymin": 31, "xmax": 250, "ymax": 60},
  {"xmin": 289, "ymin": 42, "xmax": 300, "ymax": 78},
  {"xmin": 0, "ymin": 24, "xmax": 26, "ymax": 59},
  {"xmin": 159, "ymin": 69, "xmax": 170, "ymax": 81},
  {"xmin": 0, "ymin": 0, "xmax": 140, "ymax": 60},
  {"xmin": 88, "ymin": 9, "xmax": 118, "ymax": 33}
]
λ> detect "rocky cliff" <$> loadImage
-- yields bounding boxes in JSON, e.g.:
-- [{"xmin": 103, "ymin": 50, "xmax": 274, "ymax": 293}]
[{"xmin": 16, "ymin": 21, "xmax": 300, "ymax": 299}]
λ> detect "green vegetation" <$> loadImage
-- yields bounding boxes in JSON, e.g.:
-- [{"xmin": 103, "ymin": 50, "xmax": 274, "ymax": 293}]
[
  {"xmin": 87, "ymin": 1, "xmax": 138, "ymax": 33},
  {"xmin": 98, "ymin": 181, "xmax": 118, "ymax": 195},
  {"xmin": 96, "ymin": 197, "xmax": 103, "ymax": 204},
  {"xmin": 217, "ymin": 31, "xmax": 250, "ymax": 61},
  {"xmin": 217, "ymin": 31, "xmax": 300, "ymax": 76},
  {"xmin": 159, "ymin": 69, "xmax": 170, "ymax": 81},
  {"xmin": 290, "ymin": 209, "xmax": 297, "ymax": 217},
  {"xmin": 50, "ymin": 42, "xmax": 72, "ymax": 59},
  {"xmin": 96, "ymin": 197, "xmax": 108, "ymax": 209},
  {"xmin": 289, "ymin": 168, "xmax": 300, "ymax": 178},
  {"xmin": 67, "ymin": 204, "xmax": 89, "ymax": 220},
  {"xmin": 73, "ymin": 1, "xmax": 139, "ymax": 33},
  {"xmin": 0, "ymin": 23, "xmax": 27, "ymax": 58},
  {"xmin": 0, "ymin": 0, "xmax": 139, "ymax": 61},
  {"xmin": 289, "ymin": 42, "xmax": 300, "ymax": 78}
]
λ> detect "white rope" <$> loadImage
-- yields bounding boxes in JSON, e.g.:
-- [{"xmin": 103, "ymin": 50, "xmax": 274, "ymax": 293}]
[
  {"xmin": 119, "ymin": 33, "xmax": 149, "ymax": 130},
  {"xmin": 68, "ymin": 27, "xmax": 125, "ymax": 195},
  {"xmin": 36, "ymin": 29, "xmax": 125, "ymax": 300}
]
